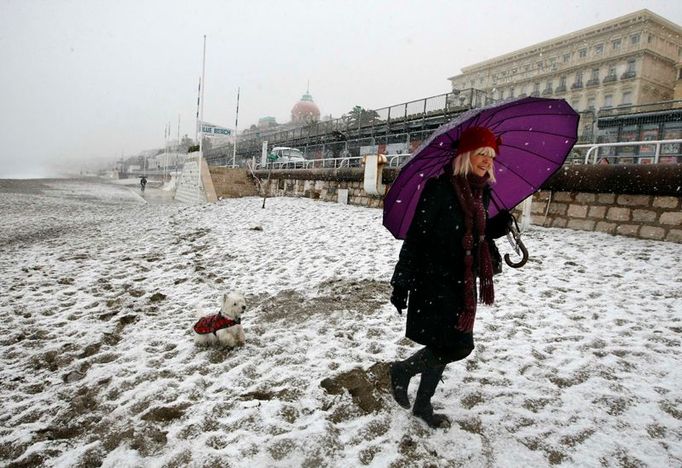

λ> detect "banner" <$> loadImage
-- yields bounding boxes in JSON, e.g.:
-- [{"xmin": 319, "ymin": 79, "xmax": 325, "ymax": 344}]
[{"xmin": 197, "ymin": 121, "xmax": 232, "ymax": 137}]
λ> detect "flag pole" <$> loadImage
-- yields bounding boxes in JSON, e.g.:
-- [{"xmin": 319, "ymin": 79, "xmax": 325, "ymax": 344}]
[
  {"xmin": 232, "ymin": 87, "xmax": 240, "ymax": 168},
  {"xmin": 176, "ymin": 113, "xmax": 180, "ymax": 179},
  {"xmin": 198, "ymin": 34, "xmax": 207, "ymax": 157}
]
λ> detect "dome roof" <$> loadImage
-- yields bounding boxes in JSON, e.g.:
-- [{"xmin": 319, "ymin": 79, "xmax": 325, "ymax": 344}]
[{"xmin": 291, "ymin": 90, "xmax": 320, "ymax": 123}]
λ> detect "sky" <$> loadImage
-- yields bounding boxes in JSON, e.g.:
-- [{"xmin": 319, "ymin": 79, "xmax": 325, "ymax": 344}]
[{"xmin": 0, "ymin": 0, "xmax": 681, "ymax": 178}]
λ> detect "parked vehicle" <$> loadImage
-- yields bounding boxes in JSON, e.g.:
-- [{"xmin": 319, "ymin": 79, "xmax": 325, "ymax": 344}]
[{"xmin": 269, "ymin": 147, "xmax": 307, "ymax": 168}]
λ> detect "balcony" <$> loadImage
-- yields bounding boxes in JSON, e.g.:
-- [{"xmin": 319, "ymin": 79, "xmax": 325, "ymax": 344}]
[
  {"xmin": 602, "ymin": 74, "xmax": 617, "ymax": 84},
  {"xmin": 542, "ymin": 88, "xmax": 553, "ymax": 96},
  {"xmin": 586, "ymin": 79, "xmax": 600, "ymax": 87},
  {"xmin": 554, "ymin": 85, "xmax": 567, "ymax": 94},
  {"xmin": 621, "ymin": 71, "xmax": 637, "ymax": 80},
  {"xmin": 571, "ymin": 82, "xmax": 584, "ymax": 90}
]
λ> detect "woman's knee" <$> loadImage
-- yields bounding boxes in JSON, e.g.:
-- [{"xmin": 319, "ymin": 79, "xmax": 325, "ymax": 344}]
[{"xmin": 431, "ymin": 344, "xmax": 474, "ymax": 364}]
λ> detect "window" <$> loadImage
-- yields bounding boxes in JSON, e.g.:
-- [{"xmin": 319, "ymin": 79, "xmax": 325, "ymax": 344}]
[
  {"xmin": 510, "ymin": 87, "xmax": 515, "ymax": 98},
  {"xmin": 604, "ymin": 94, "xmax": 613, "ymax": 107},
  {"xmin": 622, "ymin": 91, "xmax": 632, "ymax": 105},
  {"xmin": 648, "ymin": 34, "xmax": 654, "ymax": 44},
  {"xmin": 575, "ymin": 71, "xmax": 583, "ymax": 83},
  {"xmin": 587, "ymin": 97, "xmax": 596, "ymax": 110},
  {"xmin": 563, "ymin": 53, "xmax": 570, "ymax": 63},
  {"xmin": 608, "ymin": 65, "xmax": 616, "ymax": 76},
  {"xmin": 612, "ymin": 38, "xmax": 621, "ymax": 50},
  {"xmin": 594, "ymin": 44, "xmax": 604, "ymax": 55},
  {"xmin": 579, "ymin": 48, "xmax": 587, "ymax": 58},
  {"xmin": 626, "ymin": 59, "xmax": 636, "ymax": 73},
  {"xmin": 537, "ymin": 61, "xmax": 544, "ymax": 70},
  {"xmin": 531, "ymin": 82, "xmax": 540, "ymax": 96},
  {"xmin": 559, "ymin": 76, "xmax": 566, "ymax": 87},
  {"xmin": 631, "ymin": 34, "xmax": 640, "ymax": 45},
  {"xmin": 591, "ymin": 68, "xmax": 599, "ymax": 80}
]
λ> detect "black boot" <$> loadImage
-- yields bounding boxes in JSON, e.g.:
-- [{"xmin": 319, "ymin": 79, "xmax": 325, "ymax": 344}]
[
  {"xmin": 412, "ymin": 364, "xmax": 451, "ymax": 429},
  {"xmin": 390, "ymin": 348, "xmax": 443, "ymax": 409}
]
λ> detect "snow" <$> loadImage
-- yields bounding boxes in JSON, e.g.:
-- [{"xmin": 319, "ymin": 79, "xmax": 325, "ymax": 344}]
[{"xmin": 1, "ymin": 178, "xmax": 681, "ymax": 467}]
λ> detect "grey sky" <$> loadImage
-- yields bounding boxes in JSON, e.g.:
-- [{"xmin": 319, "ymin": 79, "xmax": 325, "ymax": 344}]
[{"xmin": 1, "ymin": 0, "xmax": 680, "ymax": 177}]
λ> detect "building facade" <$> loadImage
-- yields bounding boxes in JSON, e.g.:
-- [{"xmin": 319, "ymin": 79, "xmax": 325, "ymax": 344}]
[{"xmin": 448, "ymin": 10, "xmax": 682, "ymax": 115}]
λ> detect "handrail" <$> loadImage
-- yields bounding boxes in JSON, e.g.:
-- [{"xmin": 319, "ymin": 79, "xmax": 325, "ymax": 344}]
[
  {"xmin": 255, "ymin": 156, "xmax": 365, "ymax": 170},
  {"xmin": 574, "ymin": 139, "xmax": 682, "ymax": 164}
]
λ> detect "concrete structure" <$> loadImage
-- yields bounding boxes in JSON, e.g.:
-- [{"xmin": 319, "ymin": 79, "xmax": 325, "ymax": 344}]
[
  {"xmin": 448, "ymin": 10, "xmax": 682, "ymax": 115},
  {"xmin": 175, "ymin": 153, "xmax": 217, "ymax": 204}
]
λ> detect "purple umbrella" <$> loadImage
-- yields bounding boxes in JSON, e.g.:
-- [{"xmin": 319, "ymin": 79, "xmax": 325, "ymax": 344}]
[{"xmin": 383, "ymin": 96, "xmax": 579, "ymax": 239}]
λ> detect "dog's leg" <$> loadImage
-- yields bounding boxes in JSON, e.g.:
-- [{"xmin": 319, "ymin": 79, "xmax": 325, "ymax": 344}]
[
  {"xmin": 236, "ymin": 325, "xmax": 246, "ymax": 346},
  {"xmin": 217, "ymin": 329, "xmax": 236, "ymax": 348}
]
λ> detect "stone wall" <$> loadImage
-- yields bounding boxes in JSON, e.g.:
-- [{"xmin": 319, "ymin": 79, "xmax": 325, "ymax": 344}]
[
  {"xmin": 253, "ymin": 165, "xmax": 682, "ymax": 244},
  {"xmin": 530, "ymin": 191, "xmax": 681, "ymax": 243},
  {"xmin": 261, "ymin": 176, "xmax": 384, "ymax": 208}
]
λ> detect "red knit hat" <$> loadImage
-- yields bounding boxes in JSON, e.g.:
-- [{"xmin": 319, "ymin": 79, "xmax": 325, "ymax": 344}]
[{"xmin": 455, "ymin": 127, "xmax": 501, "ymax": 156}]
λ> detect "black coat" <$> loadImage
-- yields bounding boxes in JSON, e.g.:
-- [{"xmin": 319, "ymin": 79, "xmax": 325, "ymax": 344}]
[{"xmin": 390, "ymin": 174, "xmax": 508, "ymax": 352}]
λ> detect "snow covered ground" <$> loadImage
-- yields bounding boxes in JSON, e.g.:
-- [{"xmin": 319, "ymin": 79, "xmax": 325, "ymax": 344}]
[{"xmin": 1, "ymin": 178, "xmax": 680, "ymax": 467}]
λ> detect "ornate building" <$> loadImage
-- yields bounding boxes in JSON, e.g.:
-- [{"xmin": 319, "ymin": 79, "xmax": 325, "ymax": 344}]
[
  {"xmin": 291, "ymin": 87, "xmax": 321, "ymax": 123},
  {"xmin": 448, "ymin": 10, "xmax": 682, "ymax": 113}
]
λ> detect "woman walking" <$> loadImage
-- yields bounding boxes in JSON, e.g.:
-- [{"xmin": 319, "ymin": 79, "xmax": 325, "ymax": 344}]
[{"xmin": 389, "ymin": 126, "xmax": 511, "ymax": 428}]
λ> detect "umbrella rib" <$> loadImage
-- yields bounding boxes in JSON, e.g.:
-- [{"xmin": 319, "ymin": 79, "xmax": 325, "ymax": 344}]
[
  {"xmin": 493, "ymin": 159, "xmax": 543, "ymax": 191},
  {"xmin": 487, "ymin": 112, "xmax": 578, "ymax": 134},
  {"xmin": 491, "ymin": 127, "xmax": 579, "ymax": 140},
  {"xmin": 475, "ymin": 101, "xmax": 532, "ymax": 129}
]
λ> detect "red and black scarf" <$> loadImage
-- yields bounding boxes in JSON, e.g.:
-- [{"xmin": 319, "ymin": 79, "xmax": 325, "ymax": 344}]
[{"xmin": 451, "ymin": 173, "xmax": 495, "ymax": 332}]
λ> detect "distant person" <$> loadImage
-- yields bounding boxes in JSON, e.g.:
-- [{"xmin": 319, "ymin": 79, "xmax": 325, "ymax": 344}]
[
  {"xmin": 389, "ymin": 127, "xmax": 511, "ymax": 429},
  {"xmin": 140, "ymin": 176, "xmax": 148, "ymax": 192}
]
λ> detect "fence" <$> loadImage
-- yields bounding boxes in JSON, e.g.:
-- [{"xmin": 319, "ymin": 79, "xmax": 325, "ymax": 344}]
[{"xmin": 570, "ymin": 139, "xmax": 682, "ymax": 164}]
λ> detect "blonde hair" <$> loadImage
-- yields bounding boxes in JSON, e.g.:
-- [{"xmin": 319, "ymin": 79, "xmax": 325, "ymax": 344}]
[{"xmin": 452, "ymin": 146, "xmax": 497, "ymax": 183}]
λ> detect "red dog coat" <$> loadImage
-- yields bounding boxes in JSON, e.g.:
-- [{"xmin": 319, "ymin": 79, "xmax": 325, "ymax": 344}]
[{"xmin": 193, "ymin": 314, "xmax": 240, "ymax": 335}]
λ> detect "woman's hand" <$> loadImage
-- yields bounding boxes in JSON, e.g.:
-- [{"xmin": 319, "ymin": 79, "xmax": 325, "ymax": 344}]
[
  {"xmin": 390, "ymin": 286, "xmax": 409, "ymax": 314},
  {"xmin": 486, "ymin": 210, "xmax": 513, "ymax": 239}
]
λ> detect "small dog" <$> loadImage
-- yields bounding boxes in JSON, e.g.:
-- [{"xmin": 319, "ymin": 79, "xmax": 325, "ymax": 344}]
[{"xmin": 192, "ymin": 292, "xmax": 246, "ymax": 347}]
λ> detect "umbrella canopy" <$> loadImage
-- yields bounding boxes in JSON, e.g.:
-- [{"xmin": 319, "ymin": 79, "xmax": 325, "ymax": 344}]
[{"xmin": 383, "ymin": 96, "xmax": 579, "ymax": 239}]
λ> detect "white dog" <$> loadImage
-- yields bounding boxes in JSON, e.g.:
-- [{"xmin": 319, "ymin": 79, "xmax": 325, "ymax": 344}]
[{"xmin": 192, "ymin": 292, "xmax": 246, "ymax": 347}]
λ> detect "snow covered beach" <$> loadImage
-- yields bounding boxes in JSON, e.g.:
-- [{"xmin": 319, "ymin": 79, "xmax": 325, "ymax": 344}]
[{"xmin": 1, "ymin": 178, "xmax": 680, "ymax": 467}]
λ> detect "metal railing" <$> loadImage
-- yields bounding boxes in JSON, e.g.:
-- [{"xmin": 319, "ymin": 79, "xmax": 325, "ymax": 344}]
[
  {"xmin": 252, "ymin": 139, "xmax": 681, "ymax": 171},
  {"xmin": 237, "ymin": 88, "xmax": 492, "ymax": 149},
  {"xmin": 597, "ymin": 100, "xmax": 682, "ymax": 118},
  {"xmin": 573, "ymin": 139, "xmax": 682, "ymax": 164},
  {"xmin": 255, "ymin": 156, "xmax": 365, "ymax": 170}
]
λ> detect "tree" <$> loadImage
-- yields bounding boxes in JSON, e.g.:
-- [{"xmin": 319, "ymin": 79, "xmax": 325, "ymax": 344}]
[{"xmin": 345, "ymin": 105, "xmax": 380, "ymax": 127}]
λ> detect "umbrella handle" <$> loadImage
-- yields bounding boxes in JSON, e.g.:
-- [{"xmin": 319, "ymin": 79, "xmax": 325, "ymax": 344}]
[{"xmin": 503, "ymin": 216, "xmax": 529, "ymax": 268}]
